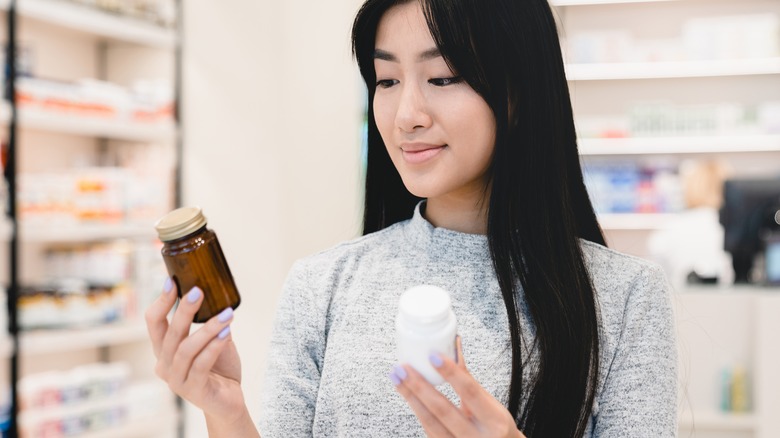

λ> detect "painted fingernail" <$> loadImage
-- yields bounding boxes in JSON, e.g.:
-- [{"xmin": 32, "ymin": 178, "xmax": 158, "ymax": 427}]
[
  {"xmin": 429, "ymin": 354, "xmax": 444, "ymax": 368},
  {"xmin": 393, "ymin": 365, "xmax": 407, "ymax": 381},
  {"xmin": 218, "ymin": 326, "xmax": 231, "ymax": 339},
  {"xmin": 218, "ymin": 307, "xmax": 234, "ymax": 323},
  {"xmin": 163, "ymin": 277, "xmax": 174, "ymax": 293},
  {"xmin": 187, "ymin": 287, "xmax": 202, "ymax": 303},
  {"xmin": 389, "ymin": 371, "xmax": 401, "ymax": 386}
]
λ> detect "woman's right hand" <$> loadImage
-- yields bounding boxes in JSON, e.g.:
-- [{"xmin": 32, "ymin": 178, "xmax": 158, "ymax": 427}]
[{"xmin": 145, "ymin": 278, "xmax": 247, "ymax": 425}]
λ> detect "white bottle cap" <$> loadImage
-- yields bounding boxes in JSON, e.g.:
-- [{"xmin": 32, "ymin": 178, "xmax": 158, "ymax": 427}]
[{"xmin": 398, "ymin": 285, "xmax": 451, "ymax": 332}]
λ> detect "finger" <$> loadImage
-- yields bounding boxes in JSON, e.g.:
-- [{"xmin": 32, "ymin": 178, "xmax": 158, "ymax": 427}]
[
  {"xmin": 390, "ymin": 366, "xmax": 456, "ymax": 438},
  {"xmin": 183, "ymin": 325, "xmax": 234, "ymax": 391},
  {"xmin": 430, "ymin": 351, "xmax": 499, "ymax": 421},
  {"xmin": 159, "ymin": 286, "xmax": 204, "ymax": 367},
  {"xmin": 167, "ymin": 307, "xmax": 234, "ymax": 389},
  {"xmin": 395, "ymin": 365, "xmax": 475, "ymax": 436},
  {"xmin": 145, "ymin": 277, "xmax": 179, "ymax": 358}
]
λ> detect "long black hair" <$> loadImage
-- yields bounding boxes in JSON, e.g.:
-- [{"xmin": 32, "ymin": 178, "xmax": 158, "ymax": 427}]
[{"xmin": 352, "ymin": 0, "xmax": 606, "ymax": 436}]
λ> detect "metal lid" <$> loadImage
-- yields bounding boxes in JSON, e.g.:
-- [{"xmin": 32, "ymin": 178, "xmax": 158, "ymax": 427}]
[{"xmin": 154, "ymin": 206, "xmax": 208, "ymax": 242}]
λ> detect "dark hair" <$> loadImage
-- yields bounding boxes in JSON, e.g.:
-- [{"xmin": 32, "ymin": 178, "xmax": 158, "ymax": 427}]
[{"xmin": 353, "ymin": 0, "xmax": 606, "ymax": 436}]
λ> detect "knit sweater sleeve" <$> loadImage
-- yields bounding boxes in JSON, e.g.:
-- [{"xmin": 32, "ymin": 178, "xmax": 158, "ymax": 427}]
[
  {"xmin": 592, "ymin": 263, "xmax": 678, "ymax": 437},
  {"xmin": 258, "ymin": 259, "xmax": 329, "ymax": 437}
]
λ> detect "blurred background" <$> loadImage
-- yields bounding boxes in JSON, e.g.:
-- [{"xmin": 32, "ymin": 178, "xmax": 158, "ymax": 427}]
[{"xmin": 0, "ymin": 0, "xmax": 778, "ymax": 437}]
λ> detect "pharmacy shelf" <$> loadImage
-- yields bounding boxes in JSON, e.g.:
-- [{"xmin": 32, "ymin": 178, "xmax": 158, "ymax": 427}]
[
  {"xmin": 678, "ymin": 411, "xmax": 757, "ymax": 431},
  {"xmin": 19, "ymin": 108, "xmax": 176, "ymax": 142},
  {"xmin": 0, "ymin": 98, "xmax": 175, "ymax": 143},
  {"xmin": 579, "ymin": 135, "xmax": 780, "ymax": 155},
  {"xmin": 566, "ymin": 58, "xmax": 780, "ymax": 80},
  {"xmin": 20, "ymin": 321, "xmax": 148, "ymax": 355},
  {"xmin": 20, "ymin": 223, "xmax": 156, "ymax": 243},
  {"xmin": 0, "ymin": 0, "xmax": 176, "ymax": 48},
  {"xmin": 552, "ymin": 0, "xmax": 675, "ymax": 5},
  {"xmin": 598, "ymin": 213, "xmax": 678, "ymax": 230}
]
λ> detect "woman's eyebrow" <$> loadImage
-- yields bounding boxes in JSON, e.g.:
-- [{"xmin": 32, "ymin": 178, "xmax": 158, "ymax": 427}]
[{"xmin": 373, "ymin": 47, "xmax": 442, "ymax": 62}]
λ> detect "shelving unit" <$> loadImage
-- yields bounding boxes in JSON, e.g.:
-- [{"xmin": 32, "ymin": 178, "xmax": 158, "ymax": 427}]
[
  {"xmin": 0, "ymin": 0, "xmax": 176, "ymax": 47},
  {"xmin": 566, "ymin": 58, "xmax": 780, "ymax": 81},
  {"xmin": 19, "ymin": 322, "xmax": 149, "ymax": 355},
  {"xmin": 579, "ymin": 135, "xmax": 780, "ymax": 155},
  {"xmin": 597, "ymin": 212, "xmax": 677, "ymax": 230},
  {"xmin": 1, "ymin": 0, "xmax": 181, "ymax": 436},
  {"xmin": 678, "ymin": 410, "xmax": 757, "ymax": 432},
  {"xmin": 20, "ymin": 223, "xmax": 156, "ymax": 243},
  {"xmin": 555, "ymin": 1, "xmax": 780, "ymax": 437}
]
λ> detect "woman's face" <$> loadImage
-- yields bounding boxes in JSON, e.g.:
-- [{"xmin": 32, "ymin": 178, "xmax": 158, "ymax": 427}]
[{"xmin": 373, "ymin": 1, "xmax": 496, "ymax": 203}]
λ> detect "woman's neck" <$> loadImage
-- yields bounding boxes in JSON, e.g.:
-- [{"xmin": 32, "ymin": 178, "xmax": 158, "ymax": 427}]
[{"xmin": 424, "ymin": 195, "xmax": 489, "ymax": 235}]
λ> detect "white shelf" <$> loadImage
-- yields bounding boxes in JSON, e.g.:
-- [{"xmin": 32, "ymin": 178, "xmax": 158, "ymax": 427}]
[
  {"xmin": 21, "ymin": 223, "xmax": 156, "ymax": 243},
  {"xmin": 0, "ymin": 96, "xmax": 175, "ymax": 143},
  {"xmin": 18, "ymin": 107, "xmax": 176, "ymax": 142},
  {"xmin": 566, "ymin": 58, "xmax": 780, "ymax": 80},
  {"xmin": 598, "ymin": 213, "xmax": 678, "ymax": 230},
  {"xmin": 552, "ymin": 0, "xmax": 676, "ymax": 5},
  {"xmin": 579, "ymin": 135, "xmax": 780, "ymax": 155},
  {"xmin": 679, "ymin": 411, "xmax": 757, "ymax": 431},
  {"xmin": 20, "ymin": 321, "xmax": 149, "ymax": 355},
  {"xmin": 0, "ymin": 0, "xmax": 176, "ymax": 48}
]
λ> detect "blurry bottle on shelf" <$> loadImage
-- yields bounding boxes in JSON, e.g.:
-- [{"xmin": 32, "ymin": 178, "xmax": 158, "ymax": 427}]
[
  {"xmin": 584, "ymin": 161, "xmax": 683, "ymax": 215},
  {"xmin": 566, "ymin": 13, "xmax": 780, "ymax": 64},
  {"xmin": 69, "ymin": 0, "xmax": 177, "ymax": 28},
  {"xmin": 730, "ymin": 365, "xmax": 750, "ymax": 413},
  {"xmin": 577, "ymin": 101, "xmax": 780, "ymax": 140}
]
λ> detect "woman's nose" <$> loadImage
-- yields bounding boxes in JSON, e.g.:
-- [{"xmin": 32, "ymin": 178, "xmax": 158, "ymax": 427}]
[{"xmin": 395, "ymin": 84, "xmax": 432, "ymax": 133}]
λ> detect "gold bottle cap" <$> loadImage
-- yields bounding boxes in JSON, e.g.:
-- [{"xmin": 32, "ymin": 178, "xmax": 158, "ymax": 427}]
[{"xmin": 155, "ymin": 206, "xmax": 208, "ymax": 242}]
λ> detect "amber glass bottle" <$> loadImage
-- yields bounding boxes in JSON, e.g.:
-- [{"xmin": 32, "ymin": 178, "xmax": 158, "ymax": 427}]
[{"xmin": 154, "ymin": 207, "xmax": 240, "ymax": 323}]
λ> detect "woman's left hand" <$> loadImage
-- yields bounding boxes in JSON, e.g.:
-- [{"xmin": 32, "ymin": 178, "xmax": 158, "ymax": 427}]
[{"xmin": 390, "ymin": 337, "xmax": 527, "ymax": 438}]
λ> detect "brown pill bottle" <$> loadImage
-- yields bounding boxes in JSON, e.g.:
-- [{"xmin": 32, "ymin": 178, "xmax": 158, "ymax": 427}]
[{"xmin": 154, "ymin": 207, "xmax": 241, "ymax": 323}]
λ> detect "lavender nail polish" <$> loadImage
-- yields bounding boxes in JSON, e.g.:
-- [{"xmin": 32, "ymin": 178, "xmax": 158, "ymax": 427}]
[
  {"xmin": 163, "ymin": 277, "xmax": 174, "ymax": 293},
  {"xmin": 389, "ymin": 371, "xmax": 401, "ymax": 386},
  {"xmin": 218, "ymin": 307, "xmax": 234, "ymax": 323},
  {"xmin": 218, "ymin": 326, "xmax": 231, "ymax": 339},
  {"xmin": 187, "ymin": 287, "xmax": 202, "ymax": 303},
  {"xmin": 394, "ymin": 365, "xmax": 408, "ymax": 381},
  {"xmin": 429, "ymin": 354, "xmax": 444, "ymax": 368}
]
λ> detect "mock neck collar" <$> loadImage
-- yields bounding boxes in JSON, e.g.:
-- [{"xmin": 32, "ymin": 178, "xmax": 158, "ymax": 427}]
[{"xmin": 403, "ymin": 201, "xmax": 489, "ymax": 260}]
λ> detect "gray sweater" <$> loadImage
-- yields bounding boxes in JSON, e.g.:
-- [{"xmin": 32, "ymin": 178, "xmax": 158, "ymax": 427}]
[{"xmin": 259, "ymin": 203, "xmax": 678, "ymax": 437}]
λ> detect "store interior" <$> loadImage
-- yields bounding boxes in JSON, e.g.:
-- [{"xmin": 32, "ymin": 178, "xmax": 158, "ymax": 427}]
[{"xmin": 1, "ymin": 0, "xmax": 778, "ymax": 437}]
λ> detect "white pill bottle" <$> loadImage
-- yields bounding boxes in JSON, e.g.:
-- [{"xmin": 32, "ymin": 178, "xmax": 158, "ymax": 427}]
[{"xmin": 396, "ymin": 285, "xmax": 458, "ymax": 386}]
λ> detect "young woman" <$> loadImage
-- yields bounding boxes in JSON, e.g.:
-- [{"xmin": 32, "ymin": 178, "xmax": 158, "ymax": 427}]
[{"xmin": 145, "ymin": 0, "xmax": 678, "ymax": 437}]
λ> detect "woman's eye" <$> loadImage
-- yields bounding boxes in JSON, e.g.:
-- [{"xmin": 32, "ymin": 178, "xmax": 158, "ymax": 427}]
[
  {"xmin": 376, "ymin": 79, "xmax": 398, "ymax": 89},
  {"xmin": 429, "ymin": 76, "xmax": 463, "ymax": 87}
]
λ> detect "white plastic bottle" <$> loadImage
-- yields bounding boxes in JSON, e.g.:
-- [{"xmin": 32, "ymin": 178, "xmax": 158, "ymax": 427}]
[{"xmin": 396, "ymin": 285, "xmax": 457, "ymax": 386}]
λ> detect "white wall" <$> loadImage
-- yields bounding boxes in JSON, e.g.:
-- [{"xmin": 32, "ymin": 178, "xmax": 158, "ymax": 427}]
[{"xmin": 182, "ymin": 0, "xmax": 365, "ymax": 435}]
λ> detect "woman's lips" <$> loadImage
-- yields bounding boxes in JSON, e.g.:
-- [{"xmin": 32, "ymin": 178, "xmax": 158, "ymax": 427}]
[{"xmin": 401, "ymin": 145, "xmax": 446, "ymax": 164}]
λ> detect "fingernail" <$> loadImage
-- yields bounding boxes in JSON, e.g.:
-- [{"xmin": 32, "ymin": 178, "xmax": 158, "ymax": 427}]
[
  {"xmin": 393, "ymin": 365, "xmax": 407, "ymax": 381},
  {"xmin": 218, "ymin": 307, "xmax": 234, "ymax": 323},
  {"xmin": 389, "ymin": 371, "xmax": 401, "ymax": 386},
  {"xmin": 218, "ymin": 326, "xmax": 231, "ymax": 339},
  {"xmin": 187, "ymin": 287, "xmax": 202, "ymax": 303},
  {"xmin": 163, "ymin": 277, "xmax": 174, "ymax": 293},
  {"xmin": 429, "ymin": 354, "xmax": 444, "ymax": 368}
]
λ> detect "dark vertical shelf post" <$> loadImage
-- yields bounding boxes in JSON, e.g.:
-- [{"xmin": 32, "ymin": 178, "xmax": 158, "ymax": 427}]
[
  {"xmin": 174, "ymin": 1, "xmax": 185, "ymax": 437},
  {"xmin": 5, "ymin": 0, "xmax": 19, "ymax": 436}
]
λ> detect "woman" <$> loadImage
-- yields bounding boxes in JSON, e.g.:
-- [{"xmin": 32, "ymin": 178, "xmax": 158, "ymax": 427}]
[{"xmin": 145, "ymin": 0, "xmax": 678, "ymax": 436}]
